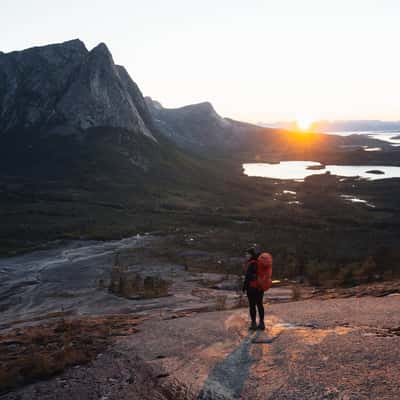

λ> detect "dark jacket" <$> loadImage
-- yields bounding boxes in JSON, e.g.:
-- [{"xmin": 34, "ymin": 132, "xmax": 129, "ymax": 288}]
[{"xmin": 243, "ymin": 258, "xmax": 258, "ymax": 292}]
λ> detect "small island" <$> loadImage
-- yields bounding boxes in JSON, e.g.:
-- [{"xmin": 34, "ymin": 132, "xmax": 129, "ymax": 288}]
[
  {"xmin": 306, "ymin": 164, "xmax": 326, "ymax": 170},
  {"xmin": 366, "ymin": 169, "xmax": 385, "ymax": 175}
]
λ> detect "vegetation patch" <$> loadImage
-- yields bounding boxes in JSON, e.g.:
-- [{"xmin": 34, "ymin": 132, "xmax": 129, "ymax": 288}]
[{"xmin": 0, "ymin": 314, "xmax": 142, "ymax": 394}]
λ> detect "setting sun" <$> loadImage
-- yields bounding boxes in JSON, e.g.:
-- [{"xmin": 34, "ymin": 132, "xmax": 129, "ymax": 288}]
[{"xmin": 296, "ymin": 116, "xmax": 314, "ymax": 131}]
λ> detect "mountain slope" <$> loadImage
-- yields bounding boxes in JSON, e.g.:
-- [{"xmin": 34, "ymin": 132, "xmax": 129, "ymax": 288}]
[
  {"xmin": 145, "ymin": 97, "xmax": 393, "ymax": 161},
  {"xmin": 145, "ymin": 97, "xmax": 235, "ymax": 150},
  {"xmin": 0, "ymin": 39, "xmax": 155, "ymax": 139},
  {"xmin": 145, "ymin": 96, "xmax": 284, "ymax": 154}
]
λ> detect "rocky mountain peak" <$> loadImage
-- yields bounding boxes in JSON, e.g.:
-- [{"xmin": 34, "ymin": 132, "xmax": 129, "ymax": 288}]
[
  {"xmin": 144, "ymin": 97, "xmax": 234, "ymax": 150},
  {"xmin": 146, "ymin": 98, "xmax": 222, "ymax": 121},
  {"xmin": 1, "ymin": 39, "xmax": 88, "ymax": 63},
  {"xmin": 188, "ymin": 101, "xmax": 215, "ymax": 113},
  {"xmin": 55, "ymin": 38, "xmax": 87, "ymax": 52},
  {"xmin": 89, "ymin": 42, "xmax": 112, "ymax": 60},
  {"xmin": 177, "ymin": 101, "xmax": 224, "ymax": 123},
  {"xmin": 0, "ymin": 40, "xmax": 156, "ymax": 141}
]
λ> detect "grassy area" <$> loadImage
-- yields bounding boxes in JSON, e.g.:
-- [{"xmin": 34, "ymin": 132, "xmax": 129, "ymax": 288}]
[{"xmin": 0, "ymin": 314, "xmax": 142, "ymax": 393}]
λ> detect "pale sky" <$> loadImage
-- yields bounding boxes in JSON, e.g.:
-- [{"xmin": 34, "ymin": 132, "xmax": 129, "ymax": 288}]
[{"xmin": 1, "ymin": 0, "xmax": 400, "ymax": 123}]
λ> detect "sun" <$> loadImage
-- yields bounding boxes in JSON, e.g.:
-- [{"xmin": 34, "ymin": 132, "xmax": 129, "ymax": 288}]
[{"xmin": 296, "ymin": 116, "xmax": 314, "ymax": 131}]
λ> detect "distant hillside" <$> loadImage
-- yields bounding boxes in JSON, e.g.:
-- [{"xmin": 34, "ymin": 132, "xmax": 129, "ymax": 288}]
[
  {"xmin": 145, "ymin": 98, "xmax": 392, "ymax": 160},
  {"xmin": 145, "ymin": 96, "xmax": 282, "ymax": 154}
]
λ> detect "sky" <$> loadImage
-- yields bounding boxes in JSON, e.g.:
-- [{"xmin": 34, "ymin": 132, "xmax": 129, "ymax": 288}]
[{"xmin": 1, "ymin": 0, "xmax": 400, "ymax": 123}]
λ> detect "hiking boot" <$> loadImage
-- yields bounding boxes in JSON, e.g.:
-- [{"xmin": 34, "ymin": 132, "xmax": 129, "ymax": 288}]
[
  {"xmin": 257, "ymin": 321, "xmax": 265, "ymax": 331},
  {"xmin": 249, "ymin": 321, "xmax": 257, "ymax": 330}
]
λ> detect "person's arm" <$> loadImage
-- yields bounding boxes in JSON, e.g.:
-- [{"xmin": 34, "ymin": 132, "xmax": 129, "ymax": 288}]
[{"xmin": 243, "ymin": 261, "xmax": 257, "ymax": 292}]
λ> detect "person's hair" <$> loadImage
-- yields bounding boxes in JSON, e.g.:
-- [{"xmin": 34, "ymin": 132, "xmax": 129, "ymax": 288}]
[{"xmin": 246, "ymin": 247, "xmax": 258, "ymax": 258}]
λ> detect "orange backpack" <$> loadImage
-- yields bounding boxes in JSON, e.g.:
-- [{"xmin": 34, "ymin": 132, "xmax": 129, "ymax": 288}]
[{"xmin": 256, "ymin": 252, "xmax": 273, "ymax": 291}]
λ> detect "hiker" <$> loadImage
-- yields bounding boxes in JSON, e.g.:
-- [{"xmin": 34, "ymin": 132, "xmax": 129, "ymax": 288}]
[{"xmin": 243, "ymin": 247, "xmax": 273, "ymax": 331}]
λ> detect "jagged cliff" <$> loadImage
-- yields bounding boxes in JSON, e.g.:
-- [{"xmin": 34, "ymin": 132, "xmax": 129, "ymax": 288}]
[{"xmin": 0, "ymin": 39, "xmax": 155, "ymax": 140}]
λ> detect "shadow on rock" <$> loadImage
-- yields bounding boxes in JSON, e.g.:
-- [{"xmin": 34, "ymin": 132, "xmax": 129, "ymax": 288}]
[{"xmin": 197, "ymin": 331, "xmax": 271, "ymax": 400}]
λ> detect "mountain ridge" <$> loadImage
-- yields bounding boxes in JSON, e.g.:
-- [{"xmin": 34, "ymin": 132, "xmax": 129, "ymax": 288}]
[
  {"xmin": 0, "ymin": 39, "xmax": 156, "ymax": 140},
  {"xmin": 1, "ymin": 39, "xmax": 391, "ymax": 160}
]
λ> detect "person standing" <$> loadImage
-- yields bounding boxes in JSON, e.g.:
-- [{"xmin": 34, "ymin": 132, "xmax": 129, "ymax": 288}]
[{"xmin": 243, "ymin": 247, "xmax": 272, "ymax": 331}]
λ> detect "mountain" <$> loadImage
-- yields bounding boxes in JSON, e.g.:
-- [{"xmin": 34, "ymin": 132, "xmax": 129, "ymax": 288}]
[
  {"xmin": 1, "ymin": 38, "xmax": 389, "ymax": 169},
  {"xmin": 145, "ymin": 98, "xmax": 392, "ymax": 159},
  {"xmin": 145, "ymin": 96, "xmax": 282, "ymax": 154},
  {"xmin": 145, "ymin": 97, "xmax": 234, "ymax": 151},
  {"xmin": 0, "ymin": 39, "xmax": 156, "ymax": 140},
  {"xmin": 0, "ymin": 40, "xmax": 188, "ymax": 182}
]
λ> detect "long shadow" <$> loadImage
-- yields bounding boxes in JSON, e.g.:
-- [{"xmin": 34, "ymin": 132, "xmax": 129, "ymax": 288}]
[{"xmin": 197, "ymin": 331, "xmax": 279, "ymax": 400}]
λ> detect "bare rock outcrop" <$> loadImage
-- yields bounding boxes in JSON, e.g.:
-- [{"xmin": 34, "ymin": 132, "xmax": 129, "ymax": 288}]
[{"xmin": 0, "ymin": 39, "xmax": 156, "ymax": 140}]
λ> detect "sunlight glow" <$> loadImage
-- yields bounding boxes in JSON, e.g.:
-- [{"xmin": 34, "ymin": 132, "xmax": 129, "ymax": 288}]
[{"xmin": 296, "ymin": 116, "xmax": 314, "ymax": 131}]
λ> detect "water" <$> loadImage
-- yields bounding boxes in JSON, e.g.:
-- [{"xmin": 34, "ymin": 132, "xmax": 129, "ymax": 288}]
[
  {"xmin": 364, "ymin": 147, "xmax": 382, "ymax": 152},
  {"xmin": 340, "ymin": 195, "xmax": 375, "ymax": 208},
  {"xmin": 330, "ymin": 130, "xmax": 400, "ymax": 146},
  {"xmin": 243, "ymin": 161, "xmax": 400, "ymax": 181}
]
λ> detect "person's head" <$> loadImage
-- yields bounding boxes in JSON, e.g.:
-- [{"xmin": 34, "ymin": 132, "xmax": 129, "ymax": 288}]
[{"xmin": 245, "ymin": 247, "xmax": 258, "ymax": 261}]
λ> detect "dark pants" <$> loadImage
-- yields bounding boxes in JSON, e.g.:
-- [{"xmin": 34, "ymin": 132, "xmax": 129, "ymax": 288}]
[{"xmin": 246, "ymin": 287, "xmax": 264, "ymax": 323}]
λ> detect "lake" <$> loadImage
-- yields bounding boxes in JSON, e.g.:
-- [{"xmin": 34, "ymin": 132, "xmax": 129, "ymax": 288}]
[{"xmin": 243, "ymin": 161, "xmax": 400, "ymax": 181}]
